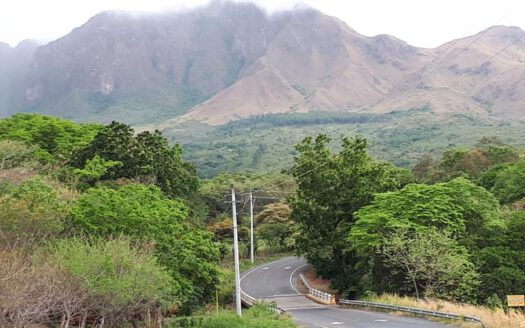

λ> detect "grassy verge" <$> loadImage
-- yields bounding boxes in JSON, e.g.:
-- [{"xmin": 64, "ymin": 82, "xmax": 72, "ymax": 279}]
[
  {"xmin": 362, "ymin": 294, "xmax": 525, "ymax": 328},
  {"xmin": 166, "ymin": 305, "xmax": 297, "ymax": 328}
]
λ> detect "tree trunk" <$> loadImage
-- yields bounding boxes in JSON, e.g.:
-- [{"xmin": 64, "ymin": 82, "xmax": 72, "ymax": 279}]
[{"xmin": 80, "ymin": 312, "xmax": 87, "ymax": 328}]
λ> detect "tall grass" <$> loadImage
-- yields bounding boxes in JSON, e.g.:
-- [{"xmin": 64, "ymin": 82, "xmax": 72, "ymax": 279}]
[
  {"xmin": 364, "ymin": 294, "xmax": 525, "ymax": 328},
  {"xmin": 166, "ymin": 305, "xmax": 297, "ymax": 328}
]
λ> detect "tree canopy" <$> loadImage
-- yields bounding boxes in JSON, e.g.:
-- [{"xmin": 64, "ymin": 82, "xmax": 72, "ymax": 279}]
[
  {"xmin": 289, "ymin": 135, "xmax": 405, "ymax": 292},
  {"xmin": 68, "ymin": 184, "xmax": 220, "ymax": 311},
  {"xmin": 0, "ymin": 113, "xmax": 101, "ymax": 162},
  {"xmin": 71, "ymin": 122, "xmax": 198, "ymax": 198}
]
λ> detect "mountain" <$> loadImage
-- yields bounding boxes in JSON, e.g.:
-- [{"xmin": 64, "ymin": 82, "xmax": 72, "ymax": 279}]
[
  {"xmin": 0, "ymin": 40, "xmax": 38, "ymax": 117},
  {"xmin": 1, "ymin": 1, "xmax": 525, "ymax": 126},
  {"xmin": 373, "ymin": 26, "xmax": 525, "ymax": 120}
]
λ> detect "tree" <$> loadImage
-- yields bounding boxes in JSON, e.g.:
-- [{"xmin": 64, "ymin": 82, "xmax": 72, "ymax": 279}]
[
  {"xmin": 0, "ymin": 113, "xmax": 101, "ymax": 162},
  {"xmin": 289, "ymin": 135, "xmax": 402, "ymax": 293},
  {"xmin": 490, "ymin": 158, "xmax": 525, "ymax": 204},
  {"xmin": 68, "ymin": 184, "xmax": 220, "ymax": 311},
  {"xmin": 381, "ymin": 229, "xmax": 479, "ymax": 302},
  {"xmin": 0, "ymin": 249, "xmax": 83, "ymax": 328},
  {"xmin": 71, "ymin": 122, "xmax": 198, "ymax": 198},
  {"xmin": 72, "ymin": 155, "xmax": 122, "ymax": 190},
  {"xmin": 473, "ymin": 210, "xmax": 525, "ymax": 303},
  {"xmin": 350, "ymin": 178, "xmax": 500, "ymax": 256},
  {"xmin": 255, "ymin": 202, "xmax": 295, "ymax": 252},
  {"xmin": 412, "ymin": 138, "xmax": 520, "ymax": 183},
  {"xmin": 257, "ymin": 223, "xmax": 293, "ymax": 252}
]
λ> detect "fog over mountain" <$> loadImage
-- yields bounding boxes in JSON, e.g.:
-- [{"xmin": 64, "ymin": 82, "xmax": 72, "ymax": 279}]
[{"xmin": 0, "ymin": 1, "xmax": 524, "ymax": 126}]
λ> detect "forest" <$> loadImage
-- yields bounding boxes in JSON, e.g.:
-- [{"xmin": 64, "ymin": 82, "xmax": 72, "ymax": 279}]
[{"xmin": 0, "ymin": 113, "xmax": 524, "ymax": 327}]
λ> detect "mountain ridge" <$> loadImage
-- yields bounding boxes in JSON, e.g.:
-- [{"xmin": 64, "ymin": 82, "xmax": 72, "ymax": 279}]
[{"xmin": 0, "ymin": 2, "xmax": 524, "ymax": 126}]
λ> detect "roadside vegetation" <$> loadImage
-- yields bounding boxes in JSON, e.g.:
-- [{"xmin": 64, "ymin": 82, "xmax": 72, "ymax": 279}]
[
  {"xmin": 362, "ymin": 294, "xmax": 525, "ymax": 328},
  {"xmin": 289, "ymin": 134, "xmax": 524, "ymax": 326},
  {"xmin": 0, "ymin": 112, "xmax": 524, "ymax": 327},
  {"xmin": 0, "ymin": 113, "xmax": 297, "ymax": 327},
  {"xmin": 166, "ymin": 305, "xmax": 296, "ymax": 328}
]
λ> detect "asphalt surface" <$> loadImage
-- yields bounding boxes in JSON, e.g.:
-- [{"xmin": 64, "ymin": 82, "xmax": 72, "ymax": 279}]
[{"xmin": 241, "ymin": 257, "xmax": 449, "ymax": 328}]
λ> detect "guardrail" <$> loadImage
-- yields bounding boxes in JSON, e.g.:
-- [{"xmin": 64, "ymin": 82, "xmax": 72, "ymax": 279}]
[
  {"xmin": 240, "ymin": 290, "xmax": 285, "ymax": 314},
  {"xmin": 299, "ymin": 273, "xmax": 336, "ymax": 304},
  {"xmin": 339, "ymin": 299, "xmax": 486, "ymax": 327}
]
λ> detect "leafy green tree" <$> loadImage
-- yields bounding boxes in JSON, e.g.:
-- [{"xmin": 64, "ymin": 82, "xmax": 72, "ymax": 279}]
[
  {"xmin": 381, "ymin": 229, "xmax": 479, "ymax": 302},
  {"xmin": 490, "ymin": 158, "xmax": 525, "ymax": 204},
  {"xmin": 412, "ymin": 138, "xmax": 520, "ymax": 183},
  {"xmin": 0, "ymin": 113, "xmax": 101, "ymax": 162},
  {"xmin": 71, "ymin": 122, "xmax": 198, "ymax": 198},
  {"xmin": 254, "ymin": 202, "xmax": 295, "ymax": 252},
  {"xmin": 258, "ymin": 223, "xmax": 293, "ymax": 252},
  {"xmin": 350, "ymin": 178, "xmax": 500, "ymax": 256},
  {"xmin": 68, "ymin": 184, "xmax": 220, "ymax": 311},
  {"xmin": 477, "ymin": 163, "xmax": 511, "ymax": 191},
  {"xmin": 72, "ymin": 155, "xmax": 122, "ymax": 190},
  {"xmin": 473, "ymin": 210, "xmax": 525, "ymax": 303},
  {"xmin": 289, "ymin": 135, "xmax": 402, "ymax": 293}
]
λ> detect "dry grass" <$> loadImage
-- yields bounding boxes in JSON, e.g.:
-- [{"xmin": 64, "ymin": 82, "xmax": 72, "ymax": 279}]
[{"xmin": 365, "ymin": 294, "xmax": 525, "ymax": 328}]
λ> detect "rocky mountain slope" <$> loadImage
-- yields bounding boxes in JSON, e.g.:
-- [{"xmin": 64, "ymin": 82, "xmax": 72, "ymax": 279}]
[{"xmin": 1, "ymin": 1, "xmax": 524, "ymax": 125}]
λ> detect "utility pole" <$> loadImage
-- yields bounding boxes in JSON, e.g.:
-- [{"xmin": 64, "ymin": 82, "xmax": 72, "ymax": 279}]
[
  {"xmin": 249, "ymin": 190, "xmax": 254, "ymax": 263},
  {"xmin": 231, "ymin": 184, "xmax": 242, "ymax": 317}
]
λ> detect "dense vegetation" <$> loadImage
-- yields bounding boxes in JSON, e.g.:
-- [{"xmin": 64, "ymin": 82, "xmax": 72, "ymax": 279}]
[
  {"xmin": 0, "ymin": 113, "xmax": 299, "ymax": 327},
  {"xmin": 0, "ymin": 114, "xmax": 222, "ymax": 327},
  {"xmin": 164, "ymin": 108, "xmax": 525, "ymax": 177},
  {"xmin": 290, "ymin": 134, "xmax": 525, "ymax": 306},
  {"xmin": 1, "ymin": 112, "xmax": 524, "ymax": 327}
]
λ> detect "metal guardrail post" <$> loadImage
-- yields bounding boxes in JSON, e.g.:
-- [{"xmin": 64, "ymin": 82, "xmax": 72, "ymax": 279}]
[
  {"xmin": 339, "ymin": 299, "xmax": 486, "ymax": 328},
  {"xmin": 299, "ymin": 273, "xmax": 336, "ymax": 304},
  {"xmin": 240, "ymin": 290, "xmax": 286, "ymax": 314}
]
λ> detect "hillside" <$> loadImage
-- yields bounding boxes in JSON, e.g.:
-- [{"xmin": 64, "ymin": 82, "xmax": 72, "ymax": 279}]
[{"xmin": 0, "ymin": 2, "xmax": 524, "ymax": 126}]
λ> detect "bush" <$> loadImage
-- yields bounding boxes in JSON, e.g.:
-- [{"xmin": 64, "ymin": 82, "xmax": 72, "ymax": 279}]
[
  {"xmin": 68, "ymin": 184, "xmax": 220, "ymax": 311},
  {"xmin": 0, "ymin": 249, "xmax": 81, "ymax": 328},
  {"xmin": 0, "ymin": 113, "xmax": 101, "ymax": 162},
  {"xmin": 44, "ymin": 237, "xmax": 176, "ymax": 326},
  {"xmin": 0, "ymin": 178, "xmax": 67, "ymax": 249},
  {"xmin": 0, "ymin": 140, "xmax": 38, "ymax": 170},
  {"xmin": 167, "ymin": 305, "xmax": 296, "ymax": 328}
]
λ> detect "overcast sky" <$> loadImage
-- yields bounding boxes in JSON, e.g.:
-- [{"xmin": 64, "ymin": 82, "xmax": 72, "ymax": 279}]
[{"xmin": 1, "ymin": 0, "xmax": 524, "ymax": 48}]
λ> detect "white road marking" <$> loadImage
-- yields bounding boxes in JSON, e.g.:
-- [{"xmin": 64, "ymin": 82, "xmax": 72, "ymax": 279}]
[
  {"xmin": 331, "ymin": 322, "xmax": 344, "ymax": 325},
  {"xmin": 262, "ymin": 267, "xmax": 269, "ymax": 270},
  {"xmin": 284, "ymin": 266, "xmax": 292, "ymax": 270},
  {"xmin": 289, "ymin": 262, "xmax": 310, "ymax": 294},
  {"xmin": 240, "ymin": 256, "xmax": 295, "ymax": 282},
  {"xmin": 375, "ymin": 319, "xmax": 388, "ymax": 322}
]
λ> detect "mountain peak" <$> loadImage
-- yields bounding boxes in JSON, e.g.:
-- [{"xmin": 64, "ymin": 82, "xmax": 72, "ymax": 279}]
[{"xmin": 2, "ymin": 5, "xmax": 525, "ymax": 124}]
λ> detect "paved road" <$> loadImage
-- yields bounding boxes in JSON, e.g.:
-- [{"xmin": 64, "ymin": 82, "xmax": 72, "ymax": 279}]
[{"xmin": 241, "ymin": 257, "xmax": 449, "ymax": 328}]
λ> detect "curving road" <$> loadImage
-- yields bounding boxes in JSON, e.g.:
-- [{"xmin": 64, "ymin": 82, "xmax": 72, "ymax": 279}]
[{"xmin": 241, "ymin": 257, "xmax": 449, "ymax": 328}]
